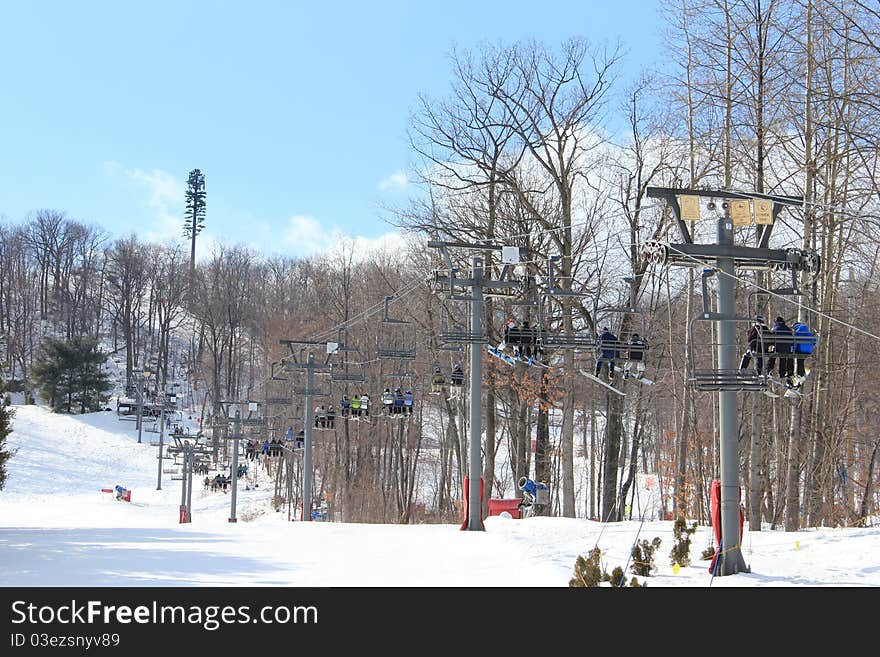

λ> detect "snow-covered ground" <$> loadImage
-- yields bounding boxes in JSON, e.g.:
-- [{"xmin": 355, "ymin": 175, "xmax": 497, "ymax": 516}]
[{"xmin": 1, "ymin": 404, "xmax": 878, "ymax": 587}]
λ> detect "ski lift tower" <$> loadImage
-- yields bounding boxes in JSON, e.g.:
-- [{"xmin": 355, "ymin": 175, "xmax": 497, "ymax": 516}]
[
  {"xmin": 218, "ymin": 400, "xmax": 265, "ymax": 523},
  {"xmin": 428, "ymin": 240, "xmax": 528, "ymax": 531},
  {"xmin": 166, "ymin": 434, "xmax": 211, "ymax": 524},
  {"xmin": 279, "ymin": 339, "xmax": 332, "ymax": 521},
  {"xmin": 644, "ymin": 187, "xmax": 819, "ymax": 576}
]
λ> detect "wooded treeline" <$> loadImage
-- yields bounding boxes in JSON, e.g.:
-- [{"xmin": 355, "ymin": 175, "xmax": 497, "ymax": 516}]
[{"xmin": 1, "ymin": 0, "xmax": 878, "ymax": 528}]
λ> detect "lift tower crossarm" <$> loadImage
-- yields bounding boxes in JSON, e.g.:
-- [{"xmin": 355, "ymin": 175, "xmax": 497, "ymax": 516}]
[{"xmin": 646, "ymin": 187, "xmax": 803, "ymax": 247}]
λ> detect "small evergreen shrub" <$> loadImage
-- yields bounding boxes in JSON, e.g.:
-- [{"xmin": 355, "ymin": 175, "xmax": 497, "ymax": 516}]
[
  {"xmin": 700, "ymin": 545, "xmax": 717, "ymax": 561},
  {"xmin": 630, "ymin": 536, "xmax": 662, "ymax": 577},
  {"xmin": 571, "ymin": 547, "xmax": 643, "ymax": 587},
  {"xmin": 569, "ymin": 547, "xmax": 606, "ymax": 587},
  {"xmin": 609, "ymin": 566, "xmax": 646, "ymax": 587},
  {"xmin": 669, "ymin": 517, "xmax": 698, "ymax": 567},
  {"xmin": 0, "ymin": 378, "xmax": 13, "ymax": 490}
]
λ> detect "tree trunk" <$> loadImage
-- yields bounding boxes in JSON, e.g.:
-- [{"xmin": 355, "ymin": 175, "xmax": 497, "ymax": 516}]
[{"xmin": 601, "ymin": 390, "xmax": 624, "ymax": 520}]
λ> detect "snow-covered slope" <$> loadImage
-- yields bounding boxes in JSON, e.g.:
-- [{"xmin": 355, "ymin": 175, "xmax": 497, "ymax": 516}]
[{"xmin": 1, "ymin": 404, "xmax": 878, "ymax": 587}]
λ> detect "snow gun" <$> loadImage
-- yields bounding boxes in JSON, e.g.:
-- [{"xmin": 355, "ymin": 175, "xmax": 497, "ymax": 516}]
[
  {"xmin": 518, "ymin": 477, "xmax": 548, "ymax": 504},
  {"xmin": 113, "ymin": 485, "xmax": 131, "ymax": 502}
]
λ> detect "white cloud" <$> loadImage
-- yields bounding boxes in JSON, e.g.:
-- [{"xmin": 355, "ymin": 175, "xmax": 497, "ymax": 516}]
[
  {"xmin": 346, "ymin": 232, "xmax": 406, "ymax": 257},
  {"xmin": 105, "ymin": 161, "xmax": 185, "ymax": 245},
  {"xmin": 378, "ymin": 171, "xmax": 409, "ymax": 191},
  {"xmin": 129, "ymin": 170, "xmax": 183, "ymax": 209},
  {"xmin": 280, "ymin": 213, "xmax": 404, "ymax": 261},
  {"xmin": 282, "ymin": 214, "xmax": 338, "ymax": 255}
]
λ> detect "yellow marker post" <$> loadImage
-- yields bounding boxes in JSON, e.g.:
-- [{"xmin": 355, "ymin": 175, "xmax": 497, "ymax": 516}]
[
  {"xmin": 672, "ymin": 563, "xmax": 681, "ymax": 575},
  {"xmin": 795, "ymin": 540, "xmax": 800, "ymax": 550}
]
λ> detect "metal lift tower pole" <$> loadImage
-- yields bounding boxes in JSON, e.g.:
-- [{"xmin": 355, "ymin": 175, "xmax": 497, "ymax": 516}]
[
  {"xmin": 156, "ymin": 404, "xmax": 165, "ymax": 490},
  {"xmin": 185, "ymin": 442, "xmax": 193, "ymax": 523},
  {"xmin": 467, "ymin": 256, "xmax": 484, "ymax": 531},
  {"xmin": 302, "ymin": 352, "xmax": 315, "ymax": 521},
  {"xmin": 278, "ymin": 342, "xmax": 330, "ymax": 522},
  {"xmin": 229, "ymin": 410, "xmax": 240, "ymax": 523},
  {"xmin": 180, "ymin": 443, "xmax": 188, "ymax": 520},
  {"xmin": 428, "ymin": 240, "xmax": 527, "ymax": 530},
  {"xmin": 716, "ymin": 207, "xmax": 748, "ymax": 575}
]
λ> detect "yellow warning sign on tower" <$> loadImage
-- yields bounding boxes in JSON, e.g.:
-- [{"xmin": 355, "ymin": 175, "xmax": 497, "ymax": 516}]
[
  {"xmin": 754, "ymin": 199, "xmax": 773, "ymax": 225},
  {"xmin": 679, "ymin": 195, "xmax": 701, "ymax": 221},
  {"xmin": 730, "ymin": 200, "xmax": 751, "ymax": 226}
]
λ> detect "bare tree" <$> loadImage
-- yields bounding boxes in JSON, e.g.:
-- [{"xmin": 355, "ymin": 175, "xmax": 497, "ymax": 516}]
[{"xmin": 104, "ymin": 235, "xmax": 150, "ymax": 384}]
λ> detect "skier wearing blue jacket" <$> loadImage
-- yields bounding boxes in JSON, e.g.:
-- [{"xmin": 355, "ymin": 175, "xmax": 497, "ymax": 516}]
[{"xmin": 792, "ymin": 321, "xmax": 816, "ymax": 385}]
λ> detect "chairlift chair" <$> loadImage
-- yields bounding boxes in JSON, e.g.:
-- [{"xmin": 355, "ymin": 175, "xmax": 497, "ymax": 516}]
[
  {"xmin": 438, "ymin": 304, "xmax": 487, "ymax": 345},
  {"xmin": 430, "ymin": 363, "xmax": 447, "ymax": 394},
  {"xmin": 530, "ymin": 263, "xmax": 596, "ymax": 351},
  {"xmin": 592, "ymin": 323, "xmax": 650, "ymax": 367},
  {"xmin": 687, "ymin": 316, "xmax": 771, "ymax": 392},
  {"xmin": 590, "ymin": 276, "xmax": 654, "ymax": 379},
  {"xmin": 376, "ymin": 296, "xmax": 417, "ymax": 359},
  {"xmin": 327, "ymin": 338, "xmax": 367, "ymax": 383},
  {"xmin": 379, "ymin": 373, "xmax": 415, "ymax": 418},
  {"xmin": 292, "ymin": 376, "xmax": 332, "ymax": 398},
  {"xmin": 265, "ymin": 370, "xmax": 292, "ymax": 406},
  {"xmin": 312, "ymin": 413, "xmax": 337, "ymax": 431},
  {"xmin": 539, "ymin": 330, "xmax": 595, "ymax": 350},
  {"xmin": 488, "ymin": 288, "xmax": 550, "ymax": 363},
  {"xmin": 329, "ymin": 361, "xmax": 367, "ymax": 383},
  {"xmin": 533, "ymin": 299, "xmax": 593, "ymax": 351},
  {"xmin": 544, "ymin": 255, "xmax": 584, "ymax": 298},
  {"xmin": 746, "ymin": 280, "xmax": 803, "ymax": 318},
  {"xmin": 449, "ymin": 363, "xmax": 465, "ymax": 388}
]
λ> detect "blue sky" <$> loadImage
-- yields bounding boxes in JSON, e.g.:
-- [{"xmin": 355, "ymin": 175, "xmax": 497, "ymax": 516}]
[{"xmin": 0, "ymin": 1, "xmax": 664, "ymax": 258}]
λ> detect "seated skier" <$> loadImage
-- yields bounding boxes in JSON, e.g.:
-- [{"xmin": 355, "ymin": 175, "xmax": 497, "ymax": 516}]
[
  {"xmin": 450, "ymin": 364, "xmax": 464, "ymax": 386},
  {"xmin": 623, "ymin": 333, "xmax": 648, "ymax": 380},
  {"xmin": 431, "ymin": 367, "xmax": 446, "ymax": 393},
  {"xmin": 595, "ymin": 327, "xmax": 619, "ymax": 380}
]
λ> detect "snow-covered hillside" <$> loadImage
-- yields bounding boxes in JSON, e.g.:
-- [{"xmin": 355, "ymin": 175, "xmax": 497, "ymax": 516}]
[{"xmin": 1, "ymin": 404, "xmax": 878, "ymax": 587}]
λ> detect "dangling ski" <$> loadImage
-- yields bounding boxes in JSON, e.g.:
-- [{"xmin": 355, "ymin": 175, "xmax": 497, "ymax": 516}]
[
  {"xmin": 487, "ymin": 345, "xmax": 517, "ymax": 366},
  {"xmin": 515, "ymin": 353, "xmax": 551, "ymax": 368},
  {"xmin": 790, "ymin": 368, "xmax": 811, "ymax": 388},
  {"xmin": 577, "ymin": 369, "xmax": 626, "ymax": 396},
  {"xmin": 765, "ymin": 376, "xmax": 800, "ymax": 398}
]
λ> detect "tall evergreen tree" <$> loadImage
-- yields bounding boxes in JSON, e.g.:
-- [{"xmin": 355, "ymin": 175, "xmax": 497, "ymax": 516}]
[
  {"xmin": 183, "ymin": 168, "xmax": 206, "ymax": 275},
  {"xmin": 31, "ymin": 337, "xmax": 112, "ymax": 413},
  {"xmin": 0, "ymin": 379, "xmax": 13, "ymax": 490}
]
